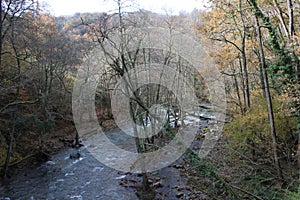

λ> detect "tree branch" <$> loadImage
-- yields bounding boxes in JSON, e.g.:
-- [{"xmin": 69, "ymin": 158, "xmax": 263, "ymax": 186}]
[{"xmin": 0, "ymin": 99, "xmax": 39, "ymax": 113}]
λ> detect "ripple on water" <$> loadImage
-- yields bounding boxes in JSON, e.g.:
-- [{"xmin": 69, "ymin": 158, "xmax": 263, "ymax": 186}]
[
  {"xmin": 92, "ymin": 166, "xmax": 104, "ymax": 172},
  {"xmin": 72, "ymin": 157, "xmax": 85, "ymax": 164},
  {"xmin": 65, "ymin": 172, "xmax": 75, "ymax": 176},
  {"xmin": 69, "ymin": 195, "xmax": 83, "ymax": 200},
  {"xmin": 115, "ymin": 174, "xmax": 126, "ymax": 179}
]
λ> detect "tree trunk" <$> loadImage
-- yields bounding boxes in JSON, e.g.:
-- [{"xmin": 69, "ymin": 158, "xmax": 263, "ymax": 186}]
[
  {"xmin": 273, "ymin": 0, "xmax": 289, "ymax": 39},
  {"xmin": 75, "ymin": 130, "xmax": 80, "ymax": 146},
  {"xmin": 238, "ymin": 56, "xmax": 247, "ymax": 112},
  {"xmin": 233, "ymin": 68, "xmax": 244, "ymax": 115},
  {"xmin": 255, "ymin": 16, "xmax": 283, "ymax": 180},
  {"xmin": 287, "ymin": 0, "xmax": 294, "ymax": 39},
  {"xmin": 242, "ymin": 52, "xmax": 250, "ymax": 109},
  {"xmin": 3, "ymin": 113, "xmax": 16, "ymax": 179},
  {"xmin": 286, "ymin": 0, "xmax": 299, "ymax": 83},
  {"xmin": 259, "ymin": 61, "xmax": 266, "ymax": 97},
  {"xmin": 239, "ymin": 0, "xmax": 250, "ymax": 109},
  {"xmin": 0, "ymin": 0, "xmax": 2, "ymax": 71}
]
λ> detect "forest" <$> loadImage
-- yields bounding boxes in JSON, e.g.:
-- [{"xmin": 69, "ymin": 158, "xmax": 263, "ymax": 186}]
[{"xmin": 0, "ymin": 0, "xmax": 299, "ymax": 199}]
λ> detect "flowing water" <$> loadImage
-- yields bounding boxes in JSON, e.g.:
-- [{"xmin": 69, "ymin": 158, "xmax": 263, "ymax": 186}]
[{"xmin": 0, "ymin": 105, "xmax": 217, "ymax": 199}]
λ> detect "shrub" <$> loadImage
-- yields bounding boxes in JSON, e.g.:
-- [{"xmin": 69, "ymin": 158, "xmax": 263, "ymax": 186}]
[{"xmin": 224, "ymin": 91, "xmax": 298, "ymax": 161}]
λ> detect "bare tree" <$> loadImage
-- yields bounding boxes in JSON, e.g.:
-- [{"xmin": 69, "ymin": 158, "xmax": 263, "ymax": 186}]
[
  {"xmin": 0, "ymin": 0, "xmax": 39, "ymax": 179},
  {"xmin": 80, "ymin": 1, "xmax": 205, "ymax": 194}
]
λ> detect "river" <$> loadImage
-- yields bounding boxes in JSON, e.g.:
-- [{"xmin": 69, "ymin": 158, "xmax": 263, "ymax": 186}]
[{"xmin": 0, "ymin": 105, "xmax": 218, "ymax": 199}]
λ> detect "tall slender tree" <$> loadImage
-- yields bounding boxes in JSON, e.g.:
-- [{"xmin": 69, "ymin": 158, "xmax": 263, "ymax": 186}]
[{"xmin": 254, "ymin": 15, "xmax": 283, "ymax": 179}]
